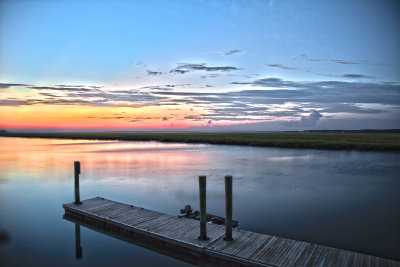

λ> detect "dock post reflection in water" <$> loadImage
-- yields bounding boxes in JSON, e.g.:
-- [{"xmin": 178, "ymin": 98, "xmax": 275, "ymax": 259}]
[
  {"xmin": 75, "ymin": 223, "xmax": 82, "ymax": 260},
  {"xmin": 74, "ymin": 161, "xmax": 81, "ymax": 205},
  {"xmin": 224, "ymin": 175, "xmax": 233, "ymax": 241},
  {"xmin": 198, "ymin": 175, "xmax": 208, "ymax": 240}
]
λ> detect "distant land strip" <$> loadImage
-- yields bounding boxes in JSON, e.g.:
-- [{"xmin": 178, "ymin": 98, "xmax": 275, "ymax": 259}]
[{"xmin": 1, "ymin": 131, "xmax": 400, "ymax": 152}]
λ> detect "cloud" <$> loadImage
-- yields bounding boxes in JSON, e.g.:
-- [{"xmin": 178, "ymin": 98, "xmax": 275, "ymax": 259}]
[
  {"xmin": 146, "ymin": 70, "xmax": 163, "ymax": 76},
  {"xmin": 184, "ymin": 115, "xmax": 203, "ymax": 121},
  {"xmin": 266, "ymin": 64, "xmax": 297, "ymax": 70},
  {"xmin": 231, "ymin": 81, "xmax": 251, "ymax": 85},
  {"xmin": 157, "ymin": 77, "xmax": 400, "ymax": 123},
  {"xmin": 86, "ymin": 116, "xmax": 127, "ymax": 120},
  {"xmin": 282, "ymin": 110, "xmax": 323, "ymax": 127},
  {"xmin": 296, "ymin": 54, "xmax": 385, "ymax": 69},
  {"xmin": 4, "ymin": 79, "xmax": 400, "ymax": 128},
  {"xmin": 223, "ymin": 49, "xmax": 242, "ymax": 56},
  {"xmin": 135, "ymin": 61, "xmax": 147, "ymax": 67},
  {"xmin": 29, "ymin": 85, "xmax": 94, "ymax": 92},
  {"xmin": 342, "ymin": 74, "xmax": 374, "ymax": 79},
  {"xmin": 0, "ymin": 83, "xmax": 30, "ymax": 89},
  {"xmin": 170, "ymin": 69, "xmax": 188, "ymax": 74},
  {"xmin": 170, "ymin": 63, "xmax": 239, "ymax": 74},
  {"xmin": 331, "ymin": 59, "xmax": 358, "ymax": 65},
  {"xmin": 0, "ymin": 100, "xmax": 29, "ymax": 106},
  {"xmin": 298, "ymin": 54, "xmax": 320, "ymax": 62}
]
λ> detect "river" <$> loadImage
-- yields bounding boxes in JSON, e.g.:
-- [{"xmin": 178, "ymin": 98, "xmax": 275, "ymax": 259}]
[{"xmin": 0, "ymin": 137, "xmax": 399, "ymax": 266}]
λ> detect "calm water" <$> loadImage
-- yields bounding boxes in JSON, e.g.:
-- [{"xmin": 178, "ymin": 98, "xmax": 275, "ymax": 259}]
[{"xmin": 0, "ymin": 137, "xmax": 399, "ymax": 266}]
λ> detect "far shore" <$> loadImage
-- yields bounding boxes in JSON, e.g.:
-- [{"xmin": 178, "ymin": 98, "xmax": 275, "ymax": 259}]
[{"xmin": 1, "ymin": 131, "xmax": 399, "ymax": 152}]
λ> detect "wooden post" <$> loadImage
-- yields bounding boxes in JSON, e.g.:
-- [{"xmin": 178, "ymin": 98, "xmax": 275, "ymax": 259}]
[
  {"xmin": 74, "ymin": 161, "xmax": 81, "ymax": 204},
  {"xmin": 199, "ymin": 175, "xmax": 208, "ymax": 240},
  {"xmin": 224, "ymin": 175, "xmax": 233, "ymax": 241},
  {"xmin": 75, "ymin": 223, "xmax": 82, "ymax": 260}
]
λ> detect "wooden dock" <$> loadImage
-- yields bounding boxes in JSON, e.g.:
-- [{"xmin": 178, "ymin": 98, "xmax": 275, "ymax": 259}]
[{"xmin": 63, "ymin": 197, "xmax": 400, "ymax": 267}]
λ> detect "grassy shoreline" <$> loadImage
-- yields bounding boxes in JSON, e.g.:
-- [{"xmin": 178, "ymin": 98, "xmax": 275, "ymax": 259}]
[{"xmin": 1, "ymin": 132, "xmax": 400, "ymax": 152}]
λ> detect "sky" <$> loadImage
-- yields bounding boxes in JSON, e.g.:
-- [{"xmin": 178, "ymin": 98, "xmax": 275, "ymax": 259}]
[{"xmin": 0, "ymin": 0, "xmax": 399, "ymax": 131}]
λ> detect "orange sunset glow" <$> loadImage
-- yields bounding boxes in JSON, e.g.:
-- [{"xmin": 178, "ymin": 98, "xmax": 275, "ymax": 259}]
[{"xmin": 0, "ymin": 103, "xmax": 203, "ymax": 130}]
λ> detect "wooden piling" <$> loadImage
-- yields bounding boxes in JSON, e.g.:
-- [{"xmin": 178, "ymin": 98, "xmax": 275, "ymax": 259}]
[
  {"xmin": 75, "ymin": 223, "xmax": 82, "ymax": 259},
  {"xmin": 74, "ymin": 161, "xmax": 81, "ymax": 204},
  {"xmin": 224, "ymin": 175, "xmax": 233, "ymax": 241},
  {"xmin": 199, "ymin": 175, "xmax": 208, "ymax": 240}
]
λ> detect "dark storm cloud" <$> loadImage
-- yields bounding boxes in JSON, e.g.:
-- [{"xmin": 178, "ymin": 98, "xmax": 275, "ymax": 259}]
[
  {"xmin": 266, "ymin": 64, "xmax": 297, "ymax": 70},
  {"xmin": 170, "ymin": 63, "xmax": 239, "ymax": 74}
]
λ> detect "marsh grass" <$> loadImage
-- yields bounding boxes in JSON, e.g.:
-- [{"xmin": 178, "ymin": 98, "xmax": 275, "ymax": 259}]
[{"xmin": 2, "ymin": 132, "xmax": 399, "ymax": 152}]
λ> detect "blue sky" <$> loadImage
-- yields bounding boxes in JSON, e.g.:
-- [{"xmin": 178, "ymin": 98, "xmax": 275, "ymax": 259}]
[{"xmin": 0, "ymin": 0, "xmax": 399, "ymax": 130}]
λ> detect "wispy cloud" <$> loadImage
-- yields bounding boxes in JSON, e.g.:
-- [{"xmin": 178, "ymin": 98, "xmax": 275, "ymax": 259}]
[
  {"xmin": 223, "ymin": 49, "xmax": 243, "ymax": 56},
  {"xmin": 170, "ymin": 63, "xmax": 240, "ymax": 74},
  {"xmin": 0, "ymin": 100, "xmax": 30, "ymax": 106},
  {"xmin": 146, "ymin": 70, "xmax": 163, "ymax": 76},
  {"xmin": 296, "ymin": 54, "xmax": 384, "ymax": 67},
  {"xmin": 29, "ymin": 85, "xmax": 94, "ymax": 92},
  {"xmin": 135, "ymin": 61, "xmax": 147, "ymax": 67},
  {"xmin": 297, "ymin": 54, "xmax": 320, "ymax": 62},
  {"xmin": 0, "ymin": 83, "xmax": 30, "ymax": 89},
  {"xmin": 266, "ymin": 64, "xmax": 297, "ymax": 70},
  {"xmin": 342, "ymin": 74, "xmax": 374, "ymax": 79},
  {"xmin": 330, "ymin": 59, "xmax": 358, "ymax": 65}
]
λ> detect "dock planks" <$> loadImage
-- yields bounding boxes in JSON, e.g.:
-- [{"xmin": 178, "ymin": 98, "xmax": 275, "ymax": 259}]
[{"xmin": 63, "ymin": 197, "xmax": 400, "ymax": 267}]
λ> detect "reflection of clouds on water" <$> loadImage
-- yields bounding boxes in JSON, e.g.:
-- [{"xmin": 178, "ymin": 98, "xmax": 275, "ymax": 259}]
[
  {"xmin": 266, "ymin": 155, "xmax": 314, "ymax": 162},
  {"xmin": 45, "ymin": 141, "xmax": 119, "ymax": 146},
  {"xmin": 1, "ymin": 137, "xmax": 400, "ymax": 261}
]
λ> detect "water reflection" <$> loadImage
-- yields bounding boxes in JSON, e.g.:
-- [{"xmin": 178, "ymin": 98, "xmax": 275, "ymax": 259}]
[
  {"xmin": 75, "ymin": 223, "xmax": 82, "ymax": 260},
  {"xmin": 64, "ymin": 213, "xmax": 203, "ymax": 266},
  {"xmin": 0, "ymin": 137, "xmax": 399, "ymax": 265}
]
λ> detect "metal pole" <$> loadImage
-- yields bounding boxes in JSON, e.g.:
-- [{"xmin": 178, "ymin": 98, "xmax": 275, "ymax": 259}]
[
  {"xmin": 199, "ymin": 175, "xmax": 208, "ymax": 240},
  {"xmin": 224, "ymin": 175, "xmax": 233, "ymax": 241},
  {"xmin": 74, "ymin": 161, "xmax": 81, "ymax": 204}
]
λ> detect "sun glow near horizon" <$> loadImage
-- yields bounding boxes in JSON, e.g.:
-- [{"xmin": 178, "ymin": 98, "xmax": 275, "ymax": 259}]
[{"xmin": 1, "ymin": 0, "xmax": 399, "ymax": 131}]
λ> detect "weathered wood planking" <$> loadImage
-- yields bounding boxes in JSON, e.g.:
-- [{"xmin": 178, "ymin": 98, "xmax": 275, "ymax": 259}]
[{"xmin": 63, "ymin": 197, "xmax": 400, "ymax": 267}]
